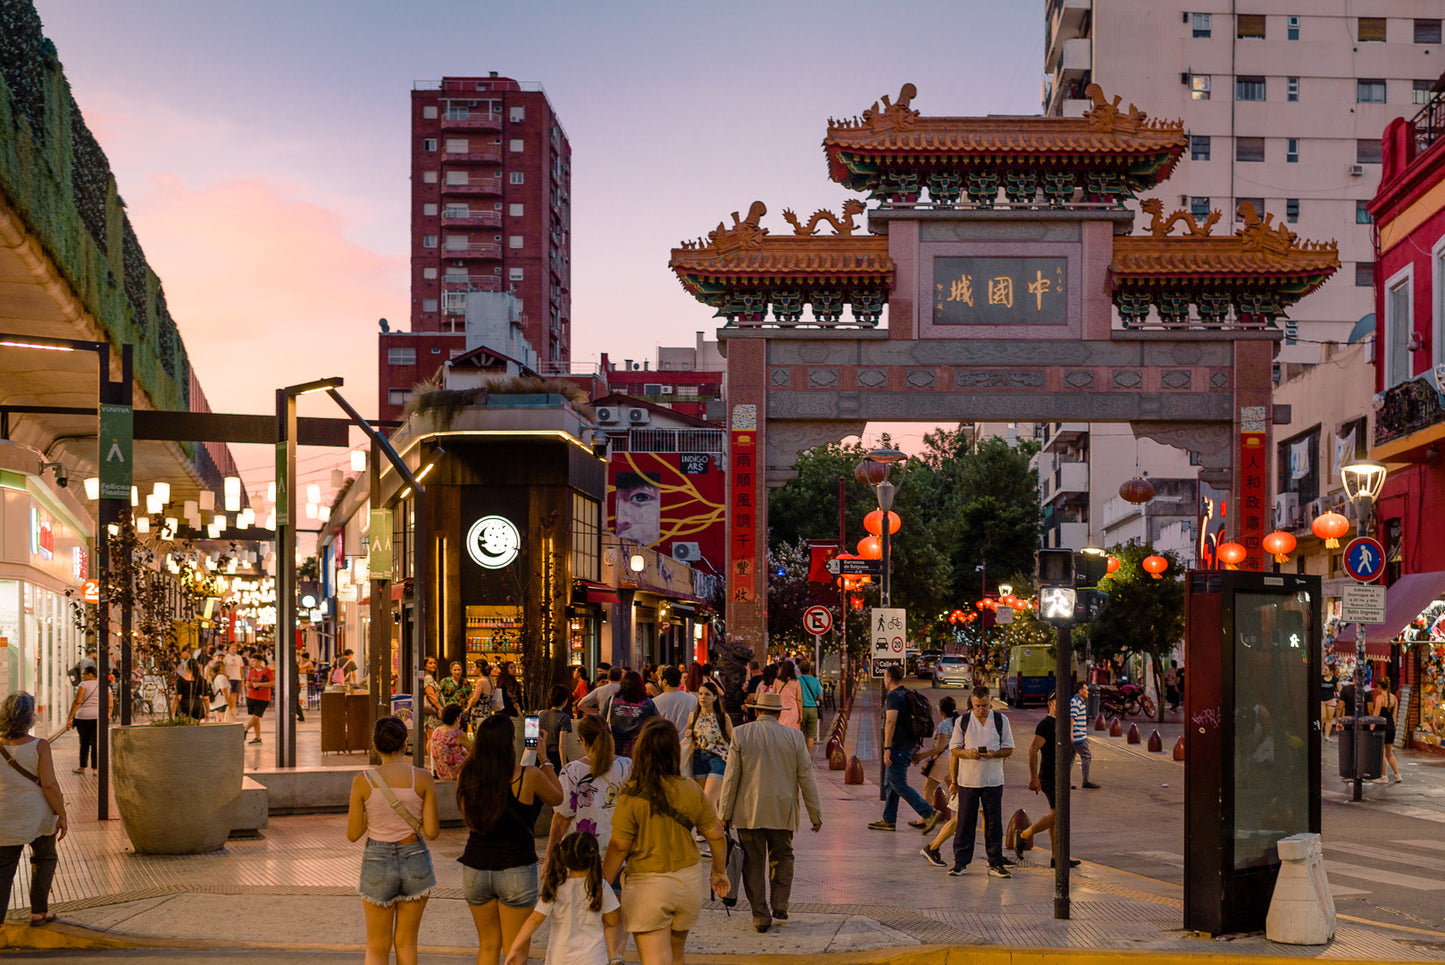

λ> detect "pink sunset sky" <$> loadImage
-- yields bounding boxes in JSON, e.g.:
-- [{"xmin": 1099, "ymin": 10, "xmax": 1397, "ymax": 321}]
[{"xmin": 35, "ymin": 1, "xmax": 1043, "ymax": 483}]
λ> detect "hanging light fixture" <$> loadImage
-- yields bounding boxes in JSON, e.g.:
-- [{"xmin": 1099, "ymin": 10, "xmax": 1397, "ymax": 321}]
[
  {"xmin": 863, "ymin": 509, "xmax": 901, "ymax": 536},
  {"xmin": 306, "ymin": 483, "xmax": 321, "ymax": 505},
  {"xmin": 351, "ymin": 449, "xmax": 366, "ymax": 472},
  {"xmin": 1142, "ymin": 555, "xmax": 1168, "ymax": 579},
  {"xmin": 224, "ymin": 476, "xmax": 241, "ymax": 512},
  {"xmin": 1311, "ymin": 511, "xmax": 1350, "ymax": 548},
  {"xmin": 83, "ymin": 477, "xmax": 100, "ymax": 500},
  {"xmin": 331, "ymin": 469, "xmax": 345, "ymax": 490},
  {"xmin": 151, "ymin": 481, "xmax": 170, "ymax": 504},
  {"xmin": 1106, "ymin": 556, "xmax": 1121, "ymax": 574},
  {"xmin": 1216, "ymin": 541, "xmax": 1247, "ymax": 569},
  {"xmin": 199, "ymin": 490, "xmax": 215, "ymax": 512},
  {"xmin": 1262, "ymin": 530, "xmax": 1297, "ymax": 563}
]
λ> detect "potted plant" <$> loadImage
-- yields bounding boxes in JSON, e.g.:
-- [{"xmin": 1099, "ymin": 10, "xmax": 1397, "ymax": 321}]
[{"xmin": 71, "ymin": 516, "xmax": 244, "ymax": 854}]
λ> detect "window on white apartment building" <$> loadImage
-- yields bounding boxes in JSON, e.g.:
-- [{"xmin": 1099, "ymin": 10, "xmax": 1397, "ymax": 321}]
[
  {"xmin": 1190, "ymin": 197, "xmax": 1211, "ymax": 217},
  {"xmin": 446, "ymin": 170, "xmax": 469, "ymax": 185},
  {"xmin": 422, "ymin": 234, "xmax": 438, "ymax": 248},
  {"xmin": 1357, "ymin": 80, "xmax": 1386, "ymax": 104},
  {"xmin": 423, "ymin": 203, "xmax": 437, "ymax": 216},
  {"xmin": 1236, "ymin": 198, "xmax": 1264, "ymax": 222},
  {"xmin": 510, "ymin": 172, "xmax": 525, "ymax": 184},
  {"xmin": 1356, "ymin": 200, "xmax": 1373, "ymax": 224},
  {"xmin": 1287, "ymin": 77, "xmax": 1299, "ymax": 101},
  {"xmin": 509, "ymin": 235, "xmax": 524, "ymax": 249},
  {"xmin": 1235, "ymin": 138, "xmax": 1265, "ymax": 162},
  {"xmin": 1192, "ymin": 13, "xmax": 1211, "ymax": 37},
  {"xmin": 422, "ymin": 106, "xmax": 437, "ymax": 119},
  {"xmin": 1415, "ymin": 80, "xmax": 1435, "ymax": 106},
  {"xmin": 510, "ymin": 106, "xmax": 526, "ymax": 123},
  {"xmin": 388, "ymin": 347, "xmax": 416, "ymax": 365},
  {"xmin": 1385, "ymin": 269, "xmax": 1413, "ymax": 387},
  {"xmin": 1287, "ymin": 15, "xmax": 1300, "ymax": 40},
  {"xmin": 1190, "ymin": 74, "xmax": 1210, "ymax": 100},
  {"xmin": 1416, "ymin": 19, "xmax": 1442, "ymax": 44},
  {"xmin": 1355, "ymin": 262, "xmax": 1374, "ymax": 287},
  {"xmin": 1191, "ymin": 135, "xmax": 1210, "ymax": 160},
  {"xmin": 1358, "ymin": 17, "xmax": 1386, "ymax": 42},
  {"xmin": 1236, "ymin": 14, "xmax": 1266, "ymax": 38},
  {"xmin": 1286, "ymin": 199, "xmax": 1299, "ymax": 223},
  {"xmin": 1357, "ymin": 139, "xmax": 1383, "ymax": 163},
  {"xmin": 509, "ymin": 139, "xmax": 524, "ymax": 153},
  {"xmin": 1236, "ymin": 76, "xmax": 1266, "ymax": 101},
  {"xmin": 422, "ymin": 171, "xmax": 437, "ymax": 184},
  {"xmin": 422, "ymin": 138, "xmax": 437, "ymax": 152},
  {"xmin": 1286, "ymin": 138, "xmax": 1299, "ymax": 163},
  {"xmin": 445, "ymin": 138, "xmax": 468, "ymax": 153},
  {"xmin": 509, "ymin": 268, "xmax": 524, "ymax": 281},
  {"xmin": 388, "ymin": 389, "xmax": 413, "ymax": 406},
  {"xmin": 509, "ymin": 203, "xmax": 524, "ymax": 217}
]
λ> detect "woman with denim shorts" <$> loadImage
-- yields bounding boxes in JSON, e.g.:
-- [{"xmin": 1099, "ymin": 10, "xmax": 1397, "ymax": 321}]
[
  {"xmin": 458, "ymin": 714, "xmax": 563, "ymax": 964},
  {"xmin": 683, "ymin": 682, "xmax": 732, "ymax": 815},
  {"xmin": 346, "ymin": 716, "xmax": 439, "ymax": 965}
]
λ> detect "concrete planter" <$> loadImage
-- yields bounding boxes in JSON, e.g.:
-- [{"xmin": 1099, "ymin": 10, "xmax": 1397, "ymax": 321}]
[{"xmin": 111, "ymin": 722, "xmax": 244, "ymax": 854}]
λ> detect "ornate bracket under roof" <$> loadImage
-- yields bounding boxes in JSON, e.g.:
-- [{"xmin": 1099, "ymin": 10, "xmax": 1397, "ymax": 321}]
[
  {"xmin": 1110, "ymin": 202, "xmax": 1340, "ymax": 335},
  {"xmin": 670, "ymin": 201, "xmax": 893, "ymax": 328},
  {"xmin": 823, "ymin": 84, "xmax": 1188, "ymax": 206}
]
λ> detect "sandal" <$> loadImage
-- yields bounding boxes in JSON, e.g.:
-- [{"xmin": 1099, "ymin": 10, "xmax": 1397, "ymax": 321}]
[{"xmin": 29, "ymin": 913, "xmax": 58, "ymax": 926}]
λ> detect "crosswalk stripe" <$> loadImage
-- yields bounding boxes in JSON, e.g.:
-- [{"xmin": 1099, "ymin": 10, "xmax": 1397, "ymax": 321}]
[
  {"xmin": 1394, "ymin": 839, "xmax": 1445, "ymax": 853},
  {"xmin": 1329, "ymin": 841, "xmax": 1445, "ymax": 873},
  {"xmin": 1325, "ymin": 859, "xmax": 1445, "ymax": 891}
]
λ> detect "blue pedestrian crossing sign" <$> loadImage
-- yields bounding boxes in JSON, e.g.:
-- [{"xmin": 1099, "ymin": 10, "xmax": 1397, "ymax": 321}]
[{"xmin": 1343, "ymin": 536, "xmax": 1385, "ymax": 583}]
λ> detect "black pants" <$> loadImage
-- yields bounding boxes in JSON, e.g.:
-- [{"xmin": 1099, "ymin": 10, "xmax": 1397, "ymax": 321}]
[
  {"xmin": 952, "ymin": 784, "xmax": 1004, "ymax": 869},
  {"xmin": 737, "ymin": 827, "xmax": 794, "ymax": 925},
  {"xmin": 75, "ymin": 718, "xmax": 98, "ymax": 769},
  {"xmin": 0, "ymin": 833, "xmax": 58, "ymax": 916}
]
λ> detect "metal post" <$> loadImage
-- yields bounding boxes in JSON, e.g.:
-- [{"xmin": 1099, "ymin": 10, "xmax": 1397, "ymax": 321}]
[
  {"xmin": 94, "ymin": 342, "xmax": 113, "ymax": 821},
  {"xmin": 1054, "ymin": 622, "xmax": 1072, "ymax": 919},
  {"xmin": 412, "ymin": 485, "xmax": 429, "ymax": 768},
  {"xmin": 275, "ymin": 388, "xmax": 298, "ymax": 767},
  {"xmin": 1353, "ymin": 626, "xmax": 1365, "ymax": 802}
]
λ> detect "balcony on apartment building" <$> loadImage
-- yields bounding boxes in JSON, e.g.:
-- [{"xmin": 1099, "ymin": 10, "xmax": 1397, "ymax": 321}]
[
  {"xmin": 443, "ymin": 150, "xmax": 503, "ymax": 165},
  {"xmin": 440, "ymin": 274, "xmax": 503, "ymax": 293},
  {"xmin": 441, "ymin": 178, "xmax": 502, "ymax": 197},
  {"xmin": 1046, "ymin": 36, "xmax": 1091, "ymax": 85},
  {"xmin": 440, "ymin": 111, "xmax": 502, "ymax": 132},
  {"xmin": 441, "ymin": 210, "xmax": 502, "ymax": 229},
  {"xmin": 442, "ymin": 243, "xmax": 502, "ymax": 261},
  {"xmin": 1372, "ymin": 370, "xmax": 1445, "ymax": 465},
  {"xmin": 1043, "ymin": 460, "xmax": 1089, "ymax": 505},
  {"xmin": 1049, "ymin": 521, "xmax": 1090, "ymax": 551},
  {"xmin": 1040, "ymin": 422, "xmax": 1088, "ymax": 452},
  {"xmin": 1045, "ymin": 0, "xmax": 1092, "ymax": 62}
]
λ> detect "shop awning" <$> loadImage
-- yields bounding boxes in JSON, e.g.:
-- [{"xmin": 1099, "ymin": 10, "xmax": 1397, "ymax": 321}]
[
  {"xmin": 1334, "ymin": 570, "xmax": 1445, "ymax": 655},
  {"xmin": 573, "ymin": 580, "xmax": 621, "ymax": 605},
  {"xmin": 668, "ymin": 602, "xmax": 698, "ymax": 618}
]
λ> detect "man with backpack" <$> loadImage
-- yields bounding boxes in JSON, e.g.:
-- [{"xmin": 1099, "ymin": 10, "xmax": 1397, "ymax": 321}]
[
  {"xmin": 946, "ymin": 684, "xmax": 1014, "ymax": 878},
  {"xmin": 868, "ymin": 664, "xmax": 942, "ymax": 834}
]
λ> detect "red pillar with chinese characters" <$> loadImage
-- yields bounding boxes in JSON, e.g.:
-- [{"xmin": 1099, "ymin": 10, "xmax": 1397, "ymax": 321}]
[
  {"xmin": 725, "ymin": 338, "xmax": 769, "ymax": 660},
  {"xmin": 1233, "ymin": 339, "xmax": 1275, "ymax": 571}
]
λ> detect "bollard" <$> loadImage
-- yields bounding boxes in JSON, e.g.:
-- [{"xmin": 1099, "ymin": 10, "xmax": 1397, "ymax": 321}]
[
  {"xmin": 843, "ymin": 755, "xmax": 865, "ymax": 784},
  {"xmin": 1109, "ymin": 717, "xmax": 1123, "ymax": 737},
  {"xmin": 1147, "ymin": 730, "xmax": 1163, "ymax": 752},
  {"xmin": 829, "ymin": 744, "xmax": 847, "ymax": 770},
  {"xmin": 1127, "ymin": 723, "xmax": 1141, "ymax": 744},
  {"xmin": 1173, "ymin": 736, "xmax": 1185, "ymax": 761},
  {"xmin": 1004, "ymin": 808, "xmax": 1031, "ymax": 854},
  {"xmin": 826, "ymin": 736, "xmax": 841, "ymax": 758},
  {"xmin": 1093, "ymin": 712, "xmax": 1106, "ymax": 731}
]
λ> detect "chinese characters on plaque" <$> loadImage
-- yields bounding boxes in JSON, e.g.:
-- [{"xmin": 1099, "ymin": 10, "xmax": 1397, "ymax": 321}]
[
  {"xmin": 1237, "ymin": 405, "xmax": 1268, "ymax": 571},
  {"xmin": 729, "ymin": 428, "xmax": 758, "ymax": 603},
  {"xmin": 933, "ymin": 257, "xmax": 1067, "ymax": 326}
]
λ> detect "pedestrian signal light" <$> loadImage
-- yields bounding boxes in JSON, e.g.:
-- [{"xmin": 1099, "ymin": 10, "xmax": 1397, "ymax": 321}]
[{"xmin": 1037, "ymin": 549, "xmax": 1075, "ymax": 588}]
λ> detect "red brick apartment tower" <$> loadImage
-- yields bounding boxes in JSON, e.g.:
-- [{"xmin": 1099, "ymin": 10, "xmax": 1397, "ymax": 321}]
[{"xmin": 379, "ymin": 73, "xmax": 572, "ymax": 421}]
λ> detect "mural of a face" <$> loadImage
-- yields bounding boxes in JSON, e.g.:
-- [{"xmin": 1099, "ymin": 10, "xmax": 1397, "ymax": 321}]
[{"xmin": 614, "ymin": 472, "xmax": 662, "ymax": 547}]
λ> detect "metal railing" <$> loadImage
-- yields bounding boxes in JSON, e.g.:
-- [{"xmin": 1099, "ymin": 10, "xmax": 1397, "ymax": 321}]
[{"xmin": 1413, "ymin": 86, "xmax": 1445, "ymax": 155}]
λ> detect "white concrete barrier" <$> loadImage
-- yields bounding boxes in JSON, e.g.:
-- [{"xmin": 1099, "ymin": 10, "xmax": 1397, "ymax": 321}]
[{"xmin": 1266, "ymin": 832, "xmax": 1336, "ymax": 945}]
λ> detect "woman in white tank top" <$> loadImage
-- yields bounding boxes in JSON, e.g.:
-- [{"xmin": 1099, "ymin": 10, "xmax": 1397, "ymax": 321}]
[
  {"xmin": 1, "ymin": 692, "xmax": 69, "ymax": 926},
  {"xmin": 346, "ymin": 715, "xmax": 439, "ymax": 965}
]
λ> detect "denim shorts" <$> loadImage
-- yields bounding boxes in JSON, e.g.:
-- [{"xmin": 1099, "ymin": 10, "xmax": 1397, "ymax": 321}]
[
  {"xmin": 359, "ymin": 838, "xmax": 435, "ymax": 907},
  {"xmin": 462, "ymin": 863, "xmax": 538, "ymax": 908},
  {"xmin": 693, "ymin": 749, "xmax": 726, "ymax": 778}
]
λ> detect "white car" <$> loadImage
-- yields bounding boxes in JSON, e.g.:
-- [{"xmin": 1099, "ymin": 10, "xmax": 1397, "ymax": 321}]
[{"xmin": 932, "ymin": 655, "xmax": 973, "ymax": 688}]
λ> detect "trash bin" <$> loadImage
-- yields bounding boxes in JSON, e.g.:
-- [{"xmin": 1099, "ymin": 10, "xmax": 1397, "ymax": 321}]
[
  {"xmin": 1337, "ymin": 716, "xmax": 1385, "ymax": 780},
  {"xmin": 1087, "ymin": 683, "xmax": 1101, "ymax": 720}
]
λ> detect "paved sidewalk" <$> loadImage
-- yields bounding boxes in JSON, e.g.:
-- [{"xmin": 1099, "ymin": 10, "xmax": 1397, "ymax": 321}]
[{"xmin": 4, "ymin": 701, "xmax": 1445, "ymax": 961}]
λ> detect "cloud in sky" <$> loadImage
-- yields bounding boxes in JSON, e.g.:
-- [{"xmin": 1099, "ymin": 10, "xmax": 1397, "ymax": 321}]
[{"xmin": 124, "ymin": 173, "xmax": 405, "ymax": 420}]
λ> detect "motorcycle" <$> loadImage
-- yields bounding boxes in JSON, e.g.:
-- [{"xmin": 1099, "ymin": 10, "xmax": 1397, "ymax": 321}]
[{"xmin": 1097, "ymin": 681, "xmax": 1157, "ymax": 719}]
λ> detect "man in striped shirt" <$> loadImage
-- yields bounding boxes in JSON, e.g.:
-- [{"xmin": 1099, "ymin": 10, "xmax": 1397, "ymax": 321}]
[{"xmin": 1070, "ymin": 680, "xmax": 1101, "ymax": 789}]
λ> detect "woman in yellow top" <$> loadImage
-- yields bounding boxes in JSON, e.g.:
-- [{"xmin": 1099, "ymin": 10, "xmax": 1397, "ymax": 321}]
[{"xmin": 602, "ymin": 718, "xmax": 729, "ymax": 965}]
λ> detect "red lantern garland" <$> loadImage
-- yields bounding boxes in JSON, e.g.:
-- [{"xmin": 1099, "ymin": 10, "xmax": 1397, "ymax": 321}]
[
  {"xmin": 856, "ymin": 535, "xmax": 882, "ymax": 560},
  {"xmin": 1142, "ymin": 555, "xmax": 1168, "ymax": 579},
  {"xmin": 1106, "ymin": 556, "xmax": 1121, "ymax": 574},
  {"xmin": 1261, "ymin": 530, "xmax": 1297, "ymax": 564},
  {"xmin": 1312, "ymin": 511, "xmax": 1350, "ymax": 549},
  {"xmin": 1119, "ymin": 477, "xmax": 1156, "ymax": 505},
  {"xmin": 1216, "ymin": 541, "xmax": 1247, "ymax": 569},
  {"xmin": 863, "ymin": 509, "xmax": 901, "ymax": 536}
]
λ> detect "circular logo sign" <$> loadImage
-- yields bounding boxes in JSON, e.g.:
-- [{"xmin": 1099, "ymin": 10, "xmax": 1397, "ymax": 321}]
[{"xmin": 466, "ymin": 515, "xmax": 521, "ymax": 570}]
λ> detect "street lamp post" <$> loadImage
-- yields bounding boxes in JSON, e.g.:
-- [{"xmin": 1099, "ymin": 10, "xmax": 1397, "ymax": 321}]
[
  {"xmin": 857, "ymin": 448, "xmax": 906, "ymax": 800},
  {"xmin": 1340, "ymin": 458, "xmax": 1388, "ymax": 804}
]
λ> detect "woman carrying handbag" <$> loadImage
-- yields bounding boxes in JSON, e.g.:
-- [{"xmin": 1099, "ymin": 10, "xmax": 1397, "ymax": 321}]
[{"xmin": 0, "ymin": 692, "xmax": 69, "ymax": 927}]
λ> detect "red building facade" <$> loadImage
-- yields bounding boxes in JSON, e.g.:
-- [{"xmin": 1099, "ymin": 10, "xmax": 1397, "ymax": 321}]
[
  {"xmin": 1366, "ymin": 94, "xmax": 1445, "ymax": 753},
  {"xmin": 378, "ymin": 74, "xmax": 571, "ymax": 421}
]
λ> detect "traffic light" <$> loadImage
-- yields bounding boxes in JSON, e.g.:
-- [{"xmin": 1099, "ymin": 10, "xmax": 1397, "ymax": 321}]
[{"xmin": 1036, "ymin": 549, "xmax": 1077, "ymax": 626}]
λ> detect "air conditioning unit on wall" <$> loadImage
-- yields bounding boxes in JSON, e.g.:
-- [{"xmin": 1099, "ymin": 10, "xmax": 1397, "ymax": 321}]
[
  {"xmin": 1274, "ymin": 492, "xmax": 1299, "ymax": 527},
  {"xmin": 595, "ymin": 406, "xmax": 620, "ymax": 424},
  {"xmin": 627, "ymin": 407, "xmax": 650, "ymax": 425},
  {"xmin": 672, "ymin": 542, "xmax": 702, "ymax": 563}
]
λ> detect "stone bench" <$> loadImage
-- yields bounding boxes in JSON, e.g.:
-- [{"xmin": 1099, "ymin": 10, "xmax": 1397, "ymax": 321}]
[
  {"xmin": 230, "ymin": 776, "xmax": 269, "ymax": 837},
  {"xmin": 246, "ymin": 765, "xmax": 365, "ymax": 814}
]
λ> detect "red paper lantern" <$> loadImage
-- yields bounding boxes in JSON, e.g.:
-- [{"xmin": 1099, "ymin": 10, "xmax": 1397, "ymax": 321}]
[
  {"xmin": 1142, "ymin": 555, "xmax": 1168, "ymax": 579},
  {"xmin": 1312, "ymin": 511, "xmax": 1350, "ymax": 548},
  {"xmin": 857, "ymin": 535, "xmax": 882, "ymax": 559},
  {"xmin": 1262, "ymin": 530, "xmax": 1297, "ymax": 563},
  {"xmin": 863, "ymin": 509, "xmax": 901, "ymax": 536},
  {"xmin": 1106, "ymin": 556, "xmax": 1120, "ymax": 574},
  {"xmin": 855, "ymin": 460, "xmax": 890, "ymax": 486},
  {"xmin": 1119, "ymin": 477, "xmax": 1156, "ymax": 505},
  {"xmin": 1216, "ymin": 541, "xmax": 1247, "ymax": 569}
]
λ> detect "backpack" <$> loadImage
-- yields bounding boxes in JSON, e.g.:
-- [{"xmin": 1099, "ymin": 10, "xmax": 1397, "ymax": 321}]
[{"xmin": 902, "ymin": 687, "xmax": 934, "ymax": 742}]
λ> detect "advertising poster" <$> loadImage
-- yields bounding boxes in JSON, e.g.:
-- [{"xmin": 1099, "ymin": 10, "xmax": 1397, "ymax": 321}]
[{"xmin": 607, "ymin": 452, "xmax": 725, "ymax": 572}]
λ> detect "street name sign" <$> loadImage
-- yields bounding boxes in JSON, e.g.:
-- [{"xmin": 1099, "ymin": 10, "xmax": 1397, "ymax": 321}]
[
  {"xmin": 826, "ymin": 557, "xmax": 882, "ymax": 577},
  {"xmin": 995, "ymin": 606, "xmax": 1014, "ymax": 625},
  {"xmin": 1341, "ymin": 583, "xmax": 1386, "ymax": 624},
  {"xmin": 803, "ymin": 605, "xmax": 833, "ymax": 636}
]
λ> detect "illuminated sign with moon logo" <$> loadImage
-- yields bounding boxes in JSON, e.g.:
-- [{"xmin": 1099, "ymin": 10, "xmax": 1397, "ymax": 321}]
[{"xmin": 466, "ymin": 515, "xmax": 521, "ymax": 570}]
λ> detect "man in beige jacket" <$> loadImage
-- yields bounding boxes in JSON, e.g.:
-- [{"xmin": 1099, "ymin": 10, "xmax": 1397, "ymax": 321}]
[{"xmin": 718, "ymin": 690, "xmax": 823, "ymax": 933}]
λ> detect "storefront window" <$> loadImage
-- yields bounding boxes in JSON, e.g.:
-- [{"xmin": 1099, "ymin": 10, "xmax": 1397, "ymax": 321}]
[
  {"xmin": 572, "ymin": 493, "xmax": 600, "ymax": 582},
  {"xmin": 467, "ymin": 604, "xmax": 523, "ymax": 682}
]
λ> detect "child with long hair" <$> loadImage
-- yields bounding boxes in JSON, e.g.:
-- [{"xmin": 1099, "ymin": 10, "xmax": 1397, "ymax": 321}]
[{"xmin": 505, "ymin": 832, "xmax": 621, "ymax": 965}]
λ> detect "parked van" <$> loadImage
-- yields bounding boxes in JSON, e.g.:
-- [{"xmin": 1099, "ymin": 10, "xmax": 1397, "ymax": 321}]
[{"xmin": 1004, "ymin": 643, "xmax": 1075, "ymax": 707}]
